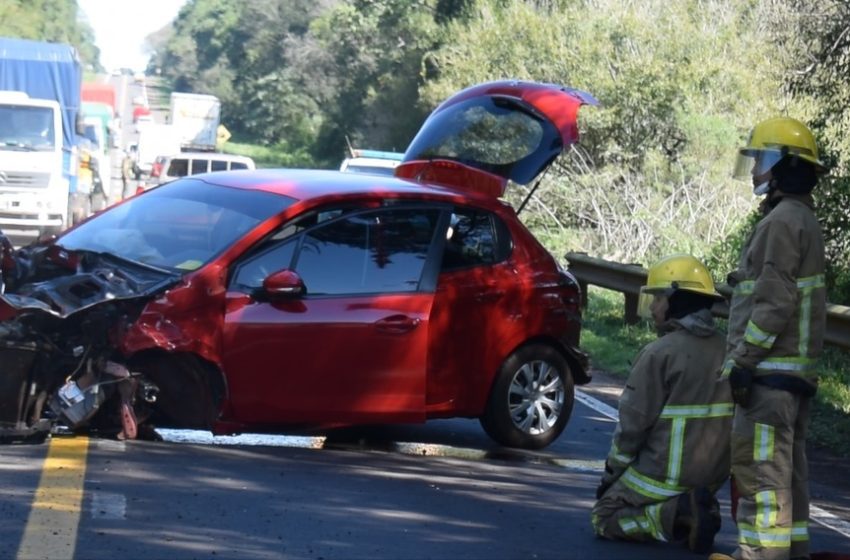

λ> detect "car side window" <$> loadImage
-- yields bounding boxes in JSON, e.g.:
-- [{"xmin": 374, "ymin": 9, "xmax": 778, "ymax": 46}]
[
  {"xmin": 230, "ymin": 161, "xmax": 249, "ymax": 170},
  {"xmin": 294, "ymin": 207, "xmax": 440, "ymax": 295},
  {"xmin": 231, "ymin": 239, "xmax": 298, "ymax": 289},
  {"xmin": 231, "ymin": 206, "xmax": 440, "ymax": 295},
  {"xmin": 211, "ymin": 160, "xmax": 227, "ymax": 172},
  {"xmin": 441, "ymin": 208, "xmax": 510, "ymax": 271}
]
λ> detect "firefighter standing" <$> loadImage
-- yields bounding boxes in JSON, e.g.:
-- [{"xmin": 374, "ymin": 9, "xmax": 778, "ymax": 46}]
[
  {"xmin": 592, "ymin": 254, "xmax": 732, "ymax": 554},
  {"xmin": 710, "ymin": 117, "xmax": 828, "ymax": 560},
  {"xmin": 121, "ymin": 149, "xmax": 135, "ymax": 199}
]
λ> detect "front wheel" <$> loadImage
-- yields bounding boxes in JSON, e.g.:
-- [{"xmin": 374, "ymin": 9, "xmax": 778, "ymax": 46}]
[{"xmin": 480, "ymin": 344, "xmax": 574, "ymax": 449}]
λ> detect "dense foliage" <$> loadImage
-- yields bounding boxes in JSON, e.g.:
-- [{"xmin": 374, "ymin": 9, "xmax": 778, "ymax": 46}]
[
  {"xmin": 7, "ymin": 0, "xmax": 848, "ymax": 302},
  {"xmin": 0, "ymin": 0, "xmax": 101, "ymax": 69}
]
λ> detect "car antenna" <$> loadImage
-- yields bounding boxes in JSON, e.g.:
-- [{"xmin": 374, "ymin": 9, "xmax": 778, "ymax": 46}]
[
  {"xmin": 345, "ymin": 135, "xmax": 355, "ymax": 158},
  {"xmin": 517, "ymin": 164, "xmax": 551, "ymax": 215}
]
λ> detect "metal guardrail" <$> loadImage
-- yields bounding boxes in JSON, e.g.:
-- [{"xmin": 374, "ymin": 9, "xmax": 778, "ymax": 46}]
[{"xmin": 565, "ymin": 252, "xmax": 850, "ymax": 351}]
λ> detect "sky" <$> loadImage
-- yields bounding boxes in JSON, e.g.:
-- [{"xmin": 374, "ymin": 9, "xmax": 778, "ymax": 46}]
[{"xmin": 77, "ymin": 0, "xmax": 189, "ymax": 72}]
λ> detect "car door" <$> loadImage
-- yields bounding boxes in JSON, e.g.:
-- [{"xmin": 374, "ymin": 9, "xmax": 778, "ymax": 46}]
[
  {"xmin": 222, "ymin": 204, "xmax": 443, "ymax": 426},
  {"xmin": 425, "ymin": 206, "xmax": 518, "ymax": 412}
]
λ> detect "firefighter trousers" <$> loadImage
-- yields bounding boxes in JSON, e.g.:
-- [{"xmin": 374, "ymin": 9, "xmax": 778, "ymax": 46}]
[
  {"xmin": 730, "ymin": 384, "xmax": 811, "ymax": 560},
  {"xmin": 591, "ymin": 479, "xmax": 680, "ymax": 543}
]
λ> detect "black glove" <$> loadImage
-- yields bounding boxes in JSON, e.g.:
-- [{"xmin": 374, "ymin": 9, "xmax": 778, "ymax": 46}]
[
  {"xmin": 729, "ymin": 365, "xmax": 755, "ymax": 408},
  {"xmin": 596, "ymin": 479, "xmax": 612, "ymax": 500}
]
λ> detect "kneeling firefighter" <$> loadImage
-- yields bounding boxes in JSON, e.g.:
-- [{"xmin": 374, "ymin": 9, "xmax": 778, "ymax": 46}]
[{"xmin": 592, "ymin": 254, "xmax": 733, "ymax": 554}]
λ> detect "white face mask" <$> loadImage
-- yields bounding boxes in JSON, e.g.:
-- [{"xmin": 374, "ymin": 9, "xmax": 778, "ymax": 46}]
[{"xmin": 753, "ymin": 181, "xmax": 771, "ymax": 196}]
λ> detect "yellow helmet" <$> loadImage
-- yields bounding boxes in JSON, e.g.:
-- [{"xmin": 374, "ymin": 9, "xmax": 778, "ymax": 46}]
[
  {"xmin": 733, "ymin": 117, "xmax": 828, "ymax": 181},
  {"xmin": 638, "ymin": 254, "xmax": 721, "ymax": 318}
]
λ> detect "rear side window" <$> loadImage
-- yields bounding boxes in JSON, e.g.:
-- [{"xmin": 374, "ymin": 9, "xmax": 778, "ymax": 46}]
[
  {"xmin": 231, "ymin": 161, "xmax": 249, "ymax": 170},
  {"xmin": 441, "ymin": 208, "xmax": 511, "ymax": 271},
  {"xmin": 211, "ymin": 160, "xmax": 228, "ymax": 172},
  {"xmin": 167, "ymin": 158, "xmax": 189, "ymax": 178}
]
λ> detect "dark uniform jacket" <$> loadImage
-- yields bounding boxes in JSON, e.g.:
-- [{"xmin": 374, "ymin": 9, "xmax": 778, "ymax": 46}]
[{"xmin": 603, "ymin": 309, "xmax": 732, "ymax": 500}]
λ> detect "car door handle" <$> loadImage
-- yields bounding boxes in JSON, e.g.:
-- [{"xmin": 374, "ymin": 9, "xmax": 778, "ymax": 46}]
[
  {"xmin": 375, "ymin": 314, "xmax": 421, "ymax": 334},
  {"xmin": 474, "ymin": 290, "xmax": 504, "ymax": 303}
]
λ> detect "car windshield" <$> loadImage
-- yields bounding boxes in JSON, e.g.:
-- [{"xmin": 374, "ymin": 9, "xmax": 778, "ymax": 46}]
[
  {"xmin": 58, "ymin": 179, "xmax": 296, "ymax": 271},
  {"xmin": 403, "ymin": 96, "xmax": 562, "ymax": 185}
]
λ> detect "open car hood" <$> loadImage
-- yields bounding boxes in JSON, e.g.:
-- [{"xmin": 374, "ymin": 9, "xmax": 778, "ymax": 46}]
[
  {"xmin": 0, "ymin": 247, "xmax": 179, "ymax": 324},
  {"xmin": 396, "ymin": 80, "xmax": 598, "ymax": 196}
]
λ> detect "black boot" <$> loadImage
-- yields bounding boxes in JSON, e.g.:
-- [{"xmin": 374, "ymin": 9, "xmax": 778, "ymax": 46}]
[{"xmin": 674, "ymin": 487, "xmax": 721, "ymax": 554}]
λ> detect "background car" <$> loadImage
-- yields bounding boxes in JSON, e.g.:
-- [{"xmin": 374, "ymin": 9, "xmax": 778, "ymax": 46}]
[
  {"xmin": 339, "ymin": 149, "xmax": 404, "ymax": 176},
  {"xmin": 0, "ymin": 81, "xmax": 595, "ymax": 449},
  {"xmin": 150, "ymin": 152, "xmax": 256, "ymax": 185}
]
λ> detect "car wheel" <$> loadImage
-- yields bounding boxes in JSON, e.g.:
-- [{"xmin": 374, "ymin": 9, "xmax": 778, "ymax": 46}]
[{"xmin": 480, "ymin": 344, "xmax": 574, "ymax": 449}]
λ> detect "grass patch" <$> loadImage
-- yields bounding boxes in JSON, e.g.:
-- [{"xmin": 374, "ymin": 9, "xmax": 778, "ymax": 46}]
[
  {"xmin": 221, "ymin": 136, "xmax": 316, "ymax": 169},
  {"xmin": 809, "ymin": 349, "xmax": 850, "ymax": 457},
  {"xmin": 580, "ymin": 286, "xmax": 850, "ymax": 457},
  {"xmin": 580, "ymin": 287, "xmax": 656, "ymax": 376}
]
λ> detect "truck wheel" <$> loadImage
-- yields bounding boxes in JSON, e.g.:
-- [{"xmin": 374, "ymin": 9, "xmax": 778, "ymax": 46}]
[{"xmin": 479, "ymin": 344, "xmax": 574, "ymax": 449}]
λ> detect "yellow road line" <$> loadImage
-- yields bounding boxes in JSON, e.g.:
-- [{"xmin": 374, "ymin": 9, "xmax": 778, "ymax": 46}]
[{"xmin": 17, "ymin": 436, "xmax": 89, "ymax": 560}]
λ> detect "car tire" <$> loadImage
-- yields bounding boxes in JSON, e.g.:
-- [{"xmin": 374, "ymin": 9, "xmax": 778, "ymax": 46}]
[{"xmin": 480, "ymin": 344, "xmax": 574, "ymax": 450}]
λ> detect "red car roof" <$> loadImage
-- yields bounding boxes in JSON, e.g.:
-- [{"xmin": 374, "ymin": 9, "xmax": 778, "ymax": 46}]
[{"xmin": 197, "ymin": 168, "xmax": 496, "ymax": 206}]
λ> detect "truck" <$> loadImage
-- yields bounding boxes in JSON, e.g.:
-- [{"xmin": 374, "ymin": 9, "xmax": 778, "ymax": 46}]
[
  {"xmin": 81, "ymin": 82, "xmax": 116, "ymax": 114},
  {"xmin": 169, "ymin": 92, "xmax": 221, "ymax": 151},
  {"xmin": 81, "ymin": 82, "xmax": 118, "ymax": 148},
  {"xmin": 0, "ymin": 37, "xmax": 86, "ymax": 242},
  {"xmin": 130, "ymin": 123, "xmax": 182, "ymax": 178}
]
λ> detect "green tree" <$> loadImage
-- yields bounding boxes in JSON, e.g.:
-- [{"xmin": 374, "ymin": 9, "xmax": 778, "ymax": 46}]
[
  {"xmin": 770, "ymin": 0, "xmax": 850, "ymax": 303},
  {"xmin": 420, "ymin": 0, "xmax": 785, "ymax": 262},
  {"xmin": 0, "ymin": 0, "xmax": 101, "ymax": 69},
  {"xmin": 309, "ymin": 0, "xmax": 444, "ymax": 164}
]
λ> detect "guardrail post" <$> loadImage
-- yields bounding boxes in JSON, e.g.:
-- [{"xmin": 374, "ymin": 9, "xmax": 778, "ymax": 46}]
[
  {"xmin": 624, "ymin": 293, "xmax": 640, "ymax": 325},
  {"xmin": 566, "ymin": 252, "xmax": 647, "ymax": 325}
]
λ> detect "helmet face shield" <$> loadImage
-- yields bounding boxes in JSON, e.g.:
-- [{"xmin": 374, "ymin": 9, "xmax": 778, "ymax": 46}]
[
  {"xmin": 638, "ymin": 287, "xmax": 668, "ymax": 319},
  {"xmin": 733, "ymin": 148, "xmax": 783, "ymax": 180}
]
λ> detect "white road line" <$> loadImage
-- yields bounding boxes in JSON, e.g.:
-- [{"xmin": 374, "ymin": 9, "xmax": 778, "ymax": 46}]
[
  {"xmin": 575, "ymin": 389, "xmax": 619, "ymax": 420},
  {"xmin": 575, "ymin": 388, "xmax": 850, "ymax": 540}
]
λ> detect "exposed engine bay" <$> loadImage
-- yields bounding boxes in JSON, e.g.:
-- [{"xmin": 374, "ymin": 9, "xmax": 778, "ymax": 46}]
[{"xmin": 0, "ymin": 232, "xmax": 180, "ymax": 443}]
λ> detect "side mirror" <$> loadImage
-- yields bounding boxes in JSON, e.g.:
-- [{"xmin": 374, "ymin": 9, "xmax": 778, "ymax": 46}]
[{"xmin": 262, "ymin": 269, "xmax": 305, "ymax": 297}]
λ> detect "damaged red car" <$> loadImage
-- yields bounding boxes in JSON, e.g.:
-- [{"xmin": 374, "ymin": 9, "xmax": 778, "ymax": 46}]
[{"xmin": 0, "ymin": 81, "xmax": 594, "ymax": 449}]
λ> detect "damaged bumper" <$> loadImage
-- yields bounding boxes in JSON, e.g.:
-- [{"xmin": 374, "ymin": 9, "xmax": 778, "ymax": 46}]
[{"xmin": 0, "ymin": 240, "xmax": 179, "ymax": 443}]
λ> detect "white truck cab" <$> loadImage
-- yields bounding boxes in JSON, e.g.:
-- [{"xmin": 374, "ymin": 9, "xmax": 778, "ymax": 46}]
[{"xmin": 0, "ymin": 91, "xmax": 73, "ymax": 241}]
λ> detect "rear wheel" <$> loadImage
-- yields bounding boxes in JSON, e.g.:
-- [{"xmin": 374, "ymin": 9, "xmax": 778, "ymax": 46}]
[{"xmin": 480, "ymin": 344, "xmax": 574, "ymax": 449}]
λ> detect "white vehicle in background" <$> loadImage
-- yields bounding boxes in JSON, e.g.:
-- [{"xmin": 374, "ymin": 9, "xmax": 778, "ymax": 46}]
[
  {"xmin": 169, "ymin": 92, "xmax": 221, "ymax": 151},
  {"xmin": 0, "ymin": 38, "xmax": 86, "ymax": 239},
  {"xmin": 339, "ymin": 149, "xmax": 404, "ymax": 176},
  {"xmin": 131, "ymin": 123, "xmax": 183, "ymax": 178},
  {"xmin": 151, "ymin": 152, "xmax": 255, "ymax": 186}
]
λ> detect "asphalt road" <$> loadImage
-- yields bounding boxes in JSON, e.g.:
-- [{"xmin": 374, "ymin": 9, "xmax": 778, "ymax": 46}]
[{"xmin": 2, "ymin": 377, "xmax": 848, "ymax": 560}]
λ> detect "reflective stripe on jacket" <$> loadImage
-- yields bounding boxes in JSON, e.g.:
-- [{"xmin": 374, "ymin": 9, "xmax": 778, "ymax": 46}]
[
  {"xmin": 725, "ymin": 195, "xmax": 827, "ymax": 387},
  {"xmin": 604, "ymin": 309, "xmax": 732, "ymax": 498}
]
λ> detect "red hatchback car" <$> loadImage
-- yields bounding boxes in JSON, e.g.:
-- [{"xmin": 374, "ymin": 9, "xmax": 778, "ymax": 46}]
[{"xmin": 0, "ymin": 81, "xmax": 594, "ymax": 449}]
